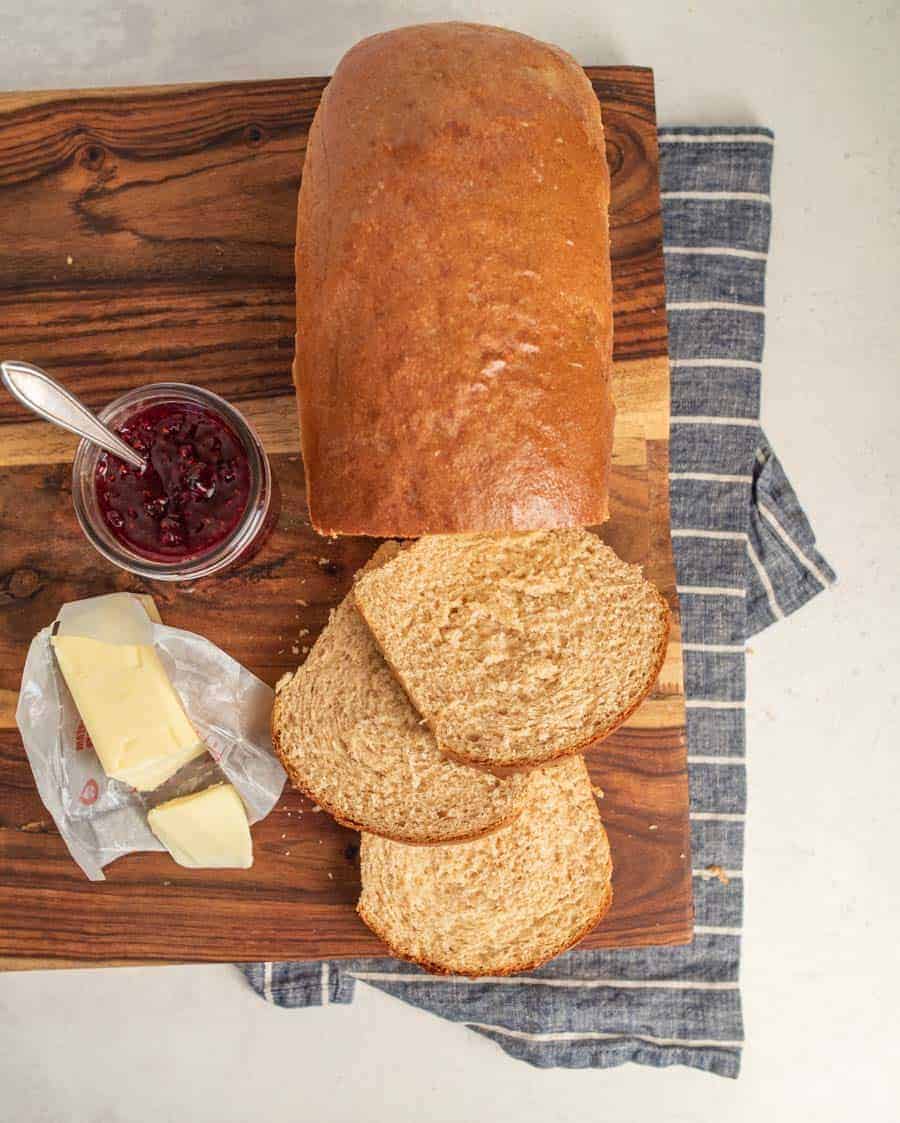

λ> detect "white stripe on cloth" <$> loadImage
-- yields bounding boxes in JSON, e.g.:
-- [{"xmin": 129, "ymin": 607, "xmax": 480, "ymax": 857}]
[
  {"xmin": 672, "ymin": 529, "xmax": 748, "ymax": 541},
  {"xmin": 687, "ymin": 756, "xmax": 746, "ymax": 765},
  {"xmin": 677, "ymin": 585, "xmax": 746, "ymax": 598},
  {"xmin": 667, "ymin": 301, "xmax": 765, "ymax": 313},
  {"xmin": 685, "ymin": 700, "xmax": 745, "ymax": 709},
  {"xmin": 682, "ymin": 642, "xmax": 746, "ymax": 651},
  {"xmin": 466, "ymin": 1022, "xmax": 744, "ymax": 1049},
  {"xmin": 658, "ymin": 132, "xmax": 773, "ymax": 145},
  {"xmin": 263, "ymin": 961, "xmax": 274, "ymax": 1003},
  {"xmin": 674, "ymin": 588, "xmax": 746, "ymax": 606},
  {"xmin": 671, "ymin": 415, "xmax": 759, "ymax": 427},
  {"xmin": 757, "ymin": 501, "xmax": 835, "ymax": 589},
  {"xmin": 694, "ymin": 926, "xmax": 743, "ymax": 936},
  {"xmin": 670, "ymin": 358, "xmax": 761, "ymax": 369},
  {"xmin": 693, "ymin": 868, "xmax": 743, "ymax": 879},
  {"xmin": 350, "ymin": 972, "xmax": 738, "ymax": 991},
  {"xmin": 321, "ymin": 962, "xmax": 330, "ymax": 1006},
  {"xmin": 746, "ymin": 535, "xmax": 785, "ymax": 620},
  {"xmin": 664, "ymin": 245, "xmax": 768, "ymax": 261},
  {"xmin": 661, "ymin": 191, "xmax": 770, "ymax": 203},
  {"xmin": 690, "ymin": 812, "xmax": 746, "ymax": 822},
  {"xmin": 670, "ymin": 472, "xmax": 753, "ymax": 483}
]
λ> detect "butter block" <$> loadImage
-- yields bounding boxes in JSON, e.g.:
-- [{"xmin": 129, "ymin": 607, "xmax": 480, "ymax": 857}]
[
  {"xmin": 51, "ymin": 596, "xmax": 205, "ymax": 791},
  {"xmin": 147, "ymin": 783, "xmax": 253, "ymax": 869}
]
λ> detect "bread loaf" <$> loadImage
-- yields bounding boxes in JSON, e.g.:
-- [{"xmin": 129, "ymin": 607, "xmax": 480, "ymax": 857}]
[
  {"xmin": 271, "ymin": 543, "xmax": 529, "ymax": 843},
  {"xmin": 357, "ymin": 755, "xmax": 612, "ymax": 976},
  {"xmin": 354, "ymin": 529, "xmax": 670, "ymax": 769},
  {"xmin": 294, "ymin": 22, "xmax": 615, "ymax": 537}
]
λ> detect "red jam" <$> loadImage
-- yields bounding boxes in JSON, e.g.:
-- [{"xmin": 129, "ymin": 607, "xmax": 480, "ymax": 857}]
[{"xmin": 95, "ymin": 402, "xmax": 251, "ymax": 561}]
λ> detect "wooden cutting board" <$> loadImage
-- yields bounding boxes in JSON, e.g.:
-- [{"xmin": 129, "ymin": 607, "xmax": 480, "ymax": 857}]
[{"xmin": 0, "ymin": 67, "xmax": 691, "ymax": 969}]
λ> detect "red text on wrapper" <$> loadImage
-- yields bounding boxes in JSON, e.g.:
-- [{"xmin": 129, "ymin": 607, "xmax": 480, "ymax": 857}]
[
  {"xmin": 74, "ymin": 722, "xmax": 94, "ymax": 753},
  {"xmin": 79, "ymin": 779, "xmax": 99, "ymax": 806}
]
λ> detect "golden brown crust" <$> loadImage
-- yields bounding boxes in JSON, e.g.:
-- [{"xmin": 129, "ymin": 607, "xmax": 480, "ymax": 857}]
[
  {"xmin": 294, "ymin": 22, "xmax": 614, "ymax": 537},
  {"xmin": 271, "ymin": 676, "xmax": 527, "ymax": 845},
  {"xmin": 356, "ymin": 865, "xmax": 613, "ymax": 977}
]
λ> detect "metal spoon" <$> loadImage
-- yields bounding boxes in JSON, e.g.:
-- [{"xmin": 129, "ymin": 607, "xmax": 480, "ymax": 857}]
[{"xmin": 1, "ymin": 360, "xmax": 146, "ymax": 471}]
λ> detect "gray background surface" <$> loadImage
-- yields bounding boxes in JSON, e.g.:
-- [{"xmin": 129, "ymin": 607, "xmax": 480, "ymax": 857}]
[{"xmin": 1, "ymin": 2, "xmax": 898, "ymax": 1120}]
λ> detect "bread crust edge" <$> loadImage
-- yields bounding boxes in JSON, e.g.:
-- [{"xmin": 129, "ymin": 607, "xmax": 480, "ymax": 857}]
[{"xmin": 356, "ymin": 873, "xmax": 614, "ymax": 978}]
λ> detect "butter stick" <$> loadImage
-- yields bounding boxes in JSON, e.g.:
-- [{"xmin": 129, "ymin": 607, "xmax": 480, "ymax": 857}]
[{"xmin": 51, "ymin": 594, "xmax": 205, "ymax": 791}]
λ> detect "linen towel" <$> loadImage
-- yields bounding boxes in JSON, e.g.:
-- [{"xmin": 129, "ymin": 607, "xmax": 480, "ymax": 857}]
[{"xmin": 240, "ymin": 127, "xmax": 835, "ymax": 1079}]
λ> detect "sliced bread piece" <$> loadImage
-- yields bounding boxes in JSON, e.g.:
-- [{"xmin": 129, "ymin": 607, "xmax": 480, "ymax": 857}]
[
  {"xmin": 272, "ymin": 543, "xmax": 529, "ymax": 844},
  {"xmin": 357, "ymin": 755, "xmax": 612, "ymax": 976},
  {"xmin": 353, "ymin": 529, "xmax": 670, "ymax": 769}
]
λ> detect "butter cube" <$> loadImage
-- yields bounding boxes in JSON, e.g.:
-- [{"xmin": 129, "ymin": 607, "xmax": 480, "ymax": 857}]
[{"xmin": 147, "ymin": 783, "xmax": 253, "ymax": 869}]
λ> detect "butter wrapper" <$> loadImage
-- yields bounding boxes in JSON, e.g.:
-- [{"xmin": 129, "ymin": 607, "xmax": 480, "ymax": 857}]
[{"xmin": 16, "ymin": 593, "xmax": 286, "ymax": 880}]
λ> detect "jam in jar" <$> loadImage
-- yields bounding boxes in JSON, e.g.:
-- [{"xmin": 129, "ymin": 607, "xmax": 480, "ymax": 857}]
[{"xmin": 95, "ymin": 402, "xmax": 251, "ymax": 561}]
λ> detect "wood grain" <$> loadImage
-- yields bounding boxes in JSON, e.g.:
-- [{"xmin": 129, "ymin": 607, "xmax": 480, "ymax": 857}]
[{"xmin": 0, "ymin": 67, "xmax": 690, "ymax": 967}]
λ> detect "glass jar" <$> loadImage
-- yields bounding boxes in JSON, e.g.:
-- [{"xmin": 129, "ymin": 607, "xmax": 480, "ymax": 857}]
[{"xmin": 72, "ymin": 383, "xmax": 274, "ymax": 581}]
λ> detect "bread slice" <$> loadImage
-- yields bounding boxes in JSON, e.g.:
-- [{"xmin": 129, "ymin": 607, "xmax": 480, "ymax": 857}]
[
  {"xmin": 271, "ymin": 543, "xmax": 529, "ymax": 844},
  {"xmin": 357, "ymin": 755, "xmax": 612, "ymax": 976},
  {"xmin": 353, "ymin": 529, "xmax": 670, "ymax": 769}
]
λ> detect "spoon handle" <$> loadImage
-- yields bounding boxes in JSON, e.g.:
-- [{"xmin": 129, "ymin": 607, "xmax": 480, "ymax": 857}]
[{"xmin": 1, "ymin": 360, "xmax": 146, "ymax": 471}]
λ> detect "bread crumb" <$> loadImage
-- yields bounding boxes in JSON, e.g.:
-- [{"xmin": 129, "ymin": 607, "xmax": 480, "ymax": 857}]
[
  {"xmin": 66, "ymin": 254, "xmax": 74, "ymax": 265},
  {"xmin": 317, "ymin": 839, "xmax": 323, "ymax": 845},
  {"xmin": 705, "ymin": 864, "xmax": 730, "ymax": 884},
  {"xmin": 648, "ymin": 824, "xmax": 658, "ymax": 831},
  {"xmin": 318, "ymin": 557, "xmax": 330, "ymax": 566},
  {"xmin": 592, "ymin": 785, "xmax": 605, "ymax": 799},
  {"xmin": 327, "ymin": 872, "xmax": 334, "ymax": 880},
  {"xmin": 281, "ymin": 833, "xmax": 286, "ymax": 840},
  {"xmin": 298, "ymin": 627, "xmax": 309, "ymax": 637},
  {"xmin": 285, "ymin": 850, "xmax": 291, "ymax": 856},
  {"xmin": 311, "ymin": 805, "xmax": 322, "ymax": 813}
]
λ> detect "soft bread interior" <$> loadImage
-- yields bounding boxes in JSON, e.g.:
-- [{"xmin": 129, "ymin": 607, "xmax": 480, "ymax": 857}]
[
  {"xmin": 358, "ymin": 755, "xmax": 612, "ymax": 976},
  {"xmin": 354, "ymin": 529, "xmax": 670, "ymax": 768},
  {"xmin": 272, "ymin": 543, "xmax": 529, "ymax": 843}
]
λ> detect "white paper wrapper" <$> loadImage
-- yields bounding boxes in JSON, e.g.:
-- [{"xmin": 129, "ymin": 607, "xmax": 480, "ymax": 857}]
[{"xmin": 16, "ymin": 595, "xmax": 286, "ymax": 880}]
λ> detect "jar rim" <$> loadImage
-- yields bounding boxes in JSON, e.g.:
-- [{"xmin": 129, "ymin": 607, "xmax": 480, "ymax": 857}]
[{"xmin": 71, "ymin": 383, "xmax": 272, "ymax": 581}]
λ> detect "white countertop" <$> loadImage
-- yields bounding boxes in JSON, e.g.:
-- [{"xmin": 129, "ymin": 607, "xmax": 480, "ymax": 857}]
[{"xmin": 2, "ymin": 2, "xmax": 897, "ymax": 1120}]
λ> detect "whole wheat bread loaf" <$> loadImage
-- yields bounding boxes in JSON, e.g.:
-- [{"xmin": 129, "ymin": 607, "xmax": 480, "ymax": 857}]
[
  {"xmin": 272, "ymin": 543, "xmax": 529, "ymax": 843},
  {"xmin": 353, "ymin": 529, "xmax": 670, "ymax": 769},
  {"xmin": 357, "ymin": 755, "xmax": 612, "ymax": 975},
  {"xmin": 293, "ymin": 22, "xmax": 615, "ymax": 536}
]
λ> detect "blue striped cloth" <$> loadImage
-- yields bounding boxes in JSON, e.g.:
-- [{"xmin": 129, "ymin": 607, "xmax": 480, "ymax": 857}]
[{"xmin": 240, "ymin": 127, "xmax": 835, "ymax": 1079}]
